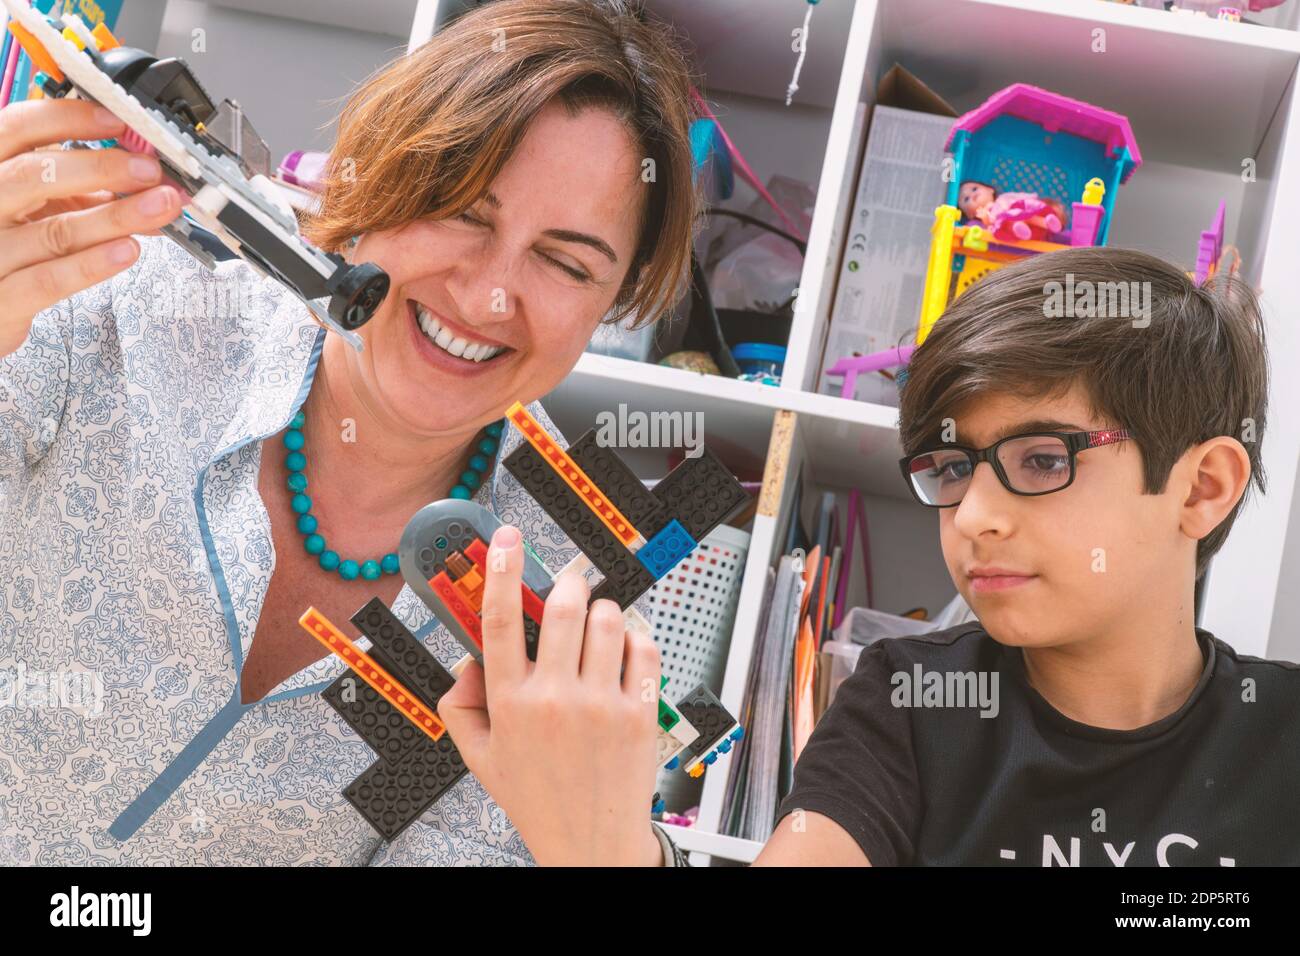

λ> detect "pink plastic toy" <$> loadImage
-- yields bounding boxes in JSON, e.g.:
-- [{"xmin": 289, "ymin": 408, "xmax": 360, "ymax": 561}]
[{"xmin": 825, "ymin": 344, "xmax": 916, "ymax": 400}]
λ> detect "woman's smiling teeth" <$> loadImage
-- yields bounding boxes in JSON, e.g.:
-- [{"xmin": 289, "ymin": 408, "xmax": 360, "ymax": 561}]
[{"xmin": 415, "ymin": 303, "xmax": 505, "ymax": 362}]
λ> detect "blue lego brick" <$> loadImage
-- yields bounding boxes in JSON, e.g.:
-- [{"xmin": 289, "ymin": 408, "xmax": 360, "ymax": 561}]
[{"xmin": 635, "ymin": 519, "xmax": 696, "ymax": 579}]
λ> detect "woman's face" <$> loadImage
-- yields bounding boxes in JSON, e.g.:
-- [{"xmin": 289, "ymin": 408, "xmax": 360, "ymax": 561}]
[{"xmin": 341, "ymin": 100, "xmax": 646, "ymax": 435}]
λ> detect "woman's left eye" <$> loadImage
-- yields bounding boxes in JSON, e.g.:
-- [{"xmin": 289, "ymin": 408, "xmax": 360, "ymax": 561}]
[
  {"xmin": 457, "ymin": 212, "xmax": 484, "ymax": 226},
  {"xmin": 543, "ymin": 255, "xmax": 592, "ymax": 283}
]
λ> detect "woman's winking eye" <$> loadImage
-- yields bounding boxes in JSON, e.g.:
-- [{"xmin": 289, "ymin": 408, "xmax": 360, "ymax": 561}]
[{"xmin": 454, "ymin": 210, "xmax": 593, "ymax": 284}]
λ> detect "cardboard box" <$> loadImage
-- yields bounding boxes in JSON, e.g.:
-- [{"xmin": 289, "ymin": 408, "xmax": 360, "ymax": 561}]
[{"xmin": 818, "ymin": 66, "xmax": 956, "ymax": 406}]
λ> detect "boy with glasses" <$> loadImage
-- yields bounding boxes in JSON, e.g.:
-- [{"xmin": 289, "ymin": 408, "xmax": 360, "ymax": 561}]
[{"xmin": 757, "ymin": 246, "xmax": 1300, "ymax": 865}]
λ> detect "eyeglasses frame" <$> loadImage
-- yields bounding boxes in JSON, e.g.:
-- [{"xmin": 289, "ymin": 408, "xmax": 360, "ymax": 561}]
[{"xmin": 898, "ymin": 428, "xmax": 1133, "ymax": 508}]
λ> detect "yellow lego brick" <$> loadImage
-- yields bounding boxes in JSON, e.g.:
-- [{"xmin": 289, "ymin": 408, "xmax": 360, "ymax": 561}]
[{"xmin": 960, "ymin": 226, "xmax": 988, "ymax": 252}]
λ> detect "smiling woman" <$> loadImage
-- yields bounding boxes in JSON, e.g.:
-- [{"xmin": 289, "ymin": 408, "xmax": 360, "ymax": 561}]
[{"xmin": 0, "ymin": 0, "xmax": 698, "ymax": 866}]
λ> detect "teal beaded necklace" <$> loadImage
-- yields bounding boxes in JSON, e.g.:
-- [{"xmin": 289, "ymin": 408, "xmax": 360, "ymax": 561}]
[{"xmin": 282, "ymin": 410, "xmax": 506, "ymax": 581}]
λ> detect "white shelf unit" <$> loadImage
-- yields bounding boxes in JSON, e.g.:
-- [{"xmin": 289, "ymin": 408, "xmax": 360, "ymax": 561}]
[{"xmin": 140, "ymin": 0, "xmax": 1300, "ymax": 864}]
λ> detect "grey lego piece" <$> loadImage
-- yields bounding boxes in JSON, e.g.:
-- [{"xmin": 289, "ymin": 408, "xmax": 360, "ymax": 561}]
[
  {"xmin": 504, "ymin": 443, "xmax": 651, "ymax": 606},
  {"xmin": 675, "ymin": 683, "xmax": 737, "ymax": 765},
  {"xmin": 350, "ymin": 597, "xmax": 455, "ymax": 705},
  {"xmin": 399, "ymin": 499, "xmax": 553, "ymax": 662}
]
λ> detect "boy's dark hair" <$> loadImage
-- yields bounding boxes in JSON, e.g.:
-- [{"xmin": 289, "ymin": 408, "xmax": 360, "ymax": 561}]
[{"xmin": 898, "ymin": 246, "xmax": 1268, "ymax": 579}]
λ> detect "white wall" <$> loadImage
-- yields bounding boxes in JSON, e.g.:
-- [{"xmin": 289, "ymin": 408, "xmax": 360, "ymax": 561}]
[
  {"xmin": 112, "ymin": 0, "xmax": 168, "ymax": 50},
  {"xmin": 1268, "ymin": 465, "xmax": 1300, "ymax": 662},
  {"xmin": 155, "ymin": 1, "xmax": 407, "ymax": 161}
]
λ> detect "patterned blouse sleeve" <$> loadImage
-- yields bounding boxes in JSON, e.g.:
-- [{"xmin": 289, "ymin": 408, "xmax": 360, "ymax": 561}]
[
  {"xmin": 0, "ymin": 255, "xmax": 126, "ymax": 480},
  {"xmin": 0, "ymin": 298, "xmax": 73, "ymax": 480}
]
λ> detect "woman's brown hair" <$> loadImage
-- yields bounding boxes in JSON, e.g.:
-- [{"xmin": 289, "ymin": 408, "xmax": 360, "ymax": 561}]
[
  {"xmin": 304, "ymin": 0, "xmax": 700, "ymax": 328},
  {"xmin": 897, "ymin": 247, "xmax": 1269, "ymax": 579}
]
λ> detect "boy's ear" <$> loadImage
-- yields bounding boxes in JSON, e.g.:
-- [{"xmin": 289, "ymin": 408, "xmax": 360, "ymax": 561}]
[{"xmin": 1179, "ymin": 437, "xmax": 1252, "ymax": 541}]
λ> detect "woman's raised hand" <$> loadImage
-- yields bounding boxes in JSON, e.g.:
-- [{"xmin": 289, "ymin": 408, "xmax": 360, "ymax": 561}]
[
  {"xmin": 0, "ymin": 99, "xmax": 183, "ymax": 355},
  {"xmin": 437, "ymin": 524, "xmax": 666, "ymax": 866}
]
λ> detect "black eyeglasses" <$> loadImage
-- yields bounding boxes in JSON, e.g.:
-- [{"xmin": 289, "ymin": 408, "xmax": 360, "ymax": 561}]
[{"xmin": 899, "ymin": 429, "xmax": 1132, "ymax": 508}]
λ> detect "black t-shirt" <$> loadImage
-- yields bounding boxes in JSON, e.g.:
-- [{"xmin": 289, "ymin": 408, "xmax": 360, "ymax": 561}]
[{"xmin": 775, "ymin": 624, "xmax": 1300, "ymax": 866}]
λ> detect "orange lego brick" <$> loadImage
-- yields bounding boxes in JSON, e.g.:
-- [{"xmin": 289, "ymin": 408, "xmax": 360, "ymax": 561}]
[
  {"xmin": 91, "ymin": 22, "xmax": 121, "ymax": 51},
  {"xmin": 457, "ymin": 567, "xmax": 485, "ymax": 603},
  {"xmin": 7, "ymin": 21, "xmax": 65, "ymax": 84},
  {"xmin": 430, "ymin": 571, "xmax": 484, "ymax": 648},
  {"xmin": 505, "ymin": 401, "xmax": 642, "ymax": 549},
  {"xmin": 298, "ymin": 607, "xmax": 445, "ymax": 743}
]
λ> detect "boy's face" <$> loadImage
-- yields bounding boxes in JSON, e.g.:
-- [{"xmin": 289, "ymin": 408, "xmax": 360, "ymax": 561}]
[{"xmin": 939, "ymin": 383, "xmax": 1181, "ymax": 649}]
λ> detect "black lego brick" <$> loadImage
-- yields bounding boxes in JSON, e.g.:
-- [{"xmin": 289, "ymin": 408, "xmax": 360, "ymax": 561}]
[
  {"xmin": 523, "ymin": 614, "xmax": 540, "ymax": 660},
  {"xmin": 566, "ymin": 429, "xmax": 669, "ymax": 533},
  {"xmin": 504, "ymin": 443, "xmax": 648, "ymax": 599},
  {"xmin": 319, "ymin": 597, "xmax": 471, "ymax": 841},
  {"xmin": 589, "ymin": 561, "xmax": 656, "ymax": 609},
  {"xmin": 675, "ymin": 683, "xmax": 736, "ymax": 764},
  {"xmin": 343, "ymin": 736, "xmax": 469, "ymax": 842},
  {"xmin": 649, "ymin": 447, "xmax": 749, "ymax": 541},
  {"xmin": 350, "ymin": 597, "xmax": 455, "ymax": 705},
  {"xmin": 322, "ymin": 651, "xmax": 425, "ymax": 768}
]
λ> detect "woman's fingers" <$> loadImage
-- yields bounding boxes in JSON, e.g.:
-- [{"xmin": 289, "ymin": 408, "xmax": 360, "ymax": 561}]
[
  {"xmin": 434, "ymin": 659, "xmax": 492, "ymax": 774},
  {"xmin": 23, "ymin": 189, "xmax": 118, "ymax": 222},
  {"xmin": 0, "ymin": 185, "xmax": 181, "ymax": 276},
  {"xmin": 481, "ymin": 524, "xmax": 528, "ymax": 691},
  {"xmin": 535, "ymin": 566, "xmax": 590, "ymax": 677},
  {"xmin": 0, "ymin": 237, "xmax": 139, "ymax": 326},
  {"xmin": 580, "ymin": 598, "xmax": 627, "ymax": 686},
  {"xmin": 621, "ymin": 624, "xmax": 661, "ymax": 715},
  {"xmin": 0, "ymin": 99, "xmax": 125, "ymax": 165},
  {"xmin": 0, "ymin": 147, "xmax": 163, "ymax": 224}
]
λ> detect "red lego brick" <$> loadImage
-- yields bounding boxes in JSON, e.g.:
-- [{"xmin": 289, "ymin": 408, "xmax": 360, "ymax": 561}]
[
  {"xmin": 430, "ymin": 571, "xmax": 483, "ymax": 649},
  {"xmin": 465, "ymin": 536, "xmax": 545, "ymax": 626}
]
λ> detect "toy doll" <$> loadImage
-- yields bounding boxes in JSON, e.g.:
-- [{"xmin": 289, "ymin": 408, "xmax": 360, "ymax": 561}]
[{"xmin": 958, "ymin": 180, "xmax": 1068, "ymax": 242}]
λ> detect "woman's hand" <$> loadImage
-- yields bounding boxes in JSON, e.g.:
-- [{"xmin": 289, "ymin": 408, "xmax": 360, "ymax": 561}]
[
  {"xmin": 438, "ymin": 525, "xmax": 666, "ymax": 866},
  {"xmin": 0, "ymin": 99, "xmax": 183, "ymax": 356}
]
